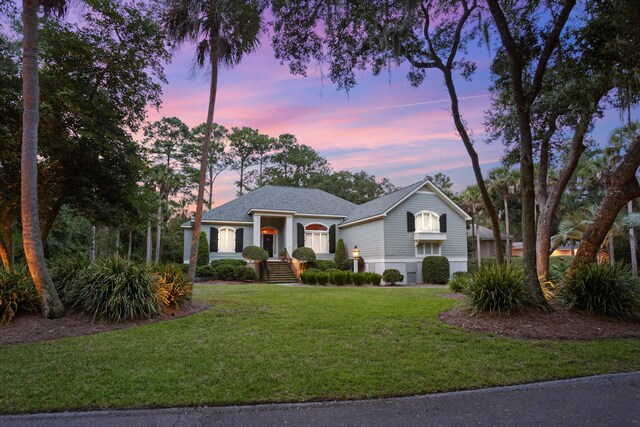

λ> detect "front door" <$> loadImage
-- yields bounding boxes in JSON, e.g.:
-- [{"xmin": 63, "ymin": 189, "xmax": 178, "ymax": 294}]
[{"xmin": 263, "ymin": 234, "xmax": 274, "ymax": 258}]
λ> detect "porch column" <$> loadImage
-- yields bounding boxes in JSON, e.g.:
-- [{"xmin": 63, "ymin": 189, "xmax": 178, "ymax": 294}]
[
  {"xmin": 285, "ymin": 215, "xmax": 293, "ymax": 254},
  {"xmin": 253, "ymin": 214, "xmax": 261, "ymax": 247}
]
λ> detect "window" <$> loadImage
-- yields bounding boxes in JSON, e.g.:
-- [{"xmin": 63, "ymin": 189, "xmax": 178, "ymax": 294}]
[
  {"xmin": 416, "ymin": 242, "xmax": 441, "ymax": 256},
  {"xmin": 305, "ymin": 223, "xmax": 329, "ymax": 253},
  {"xmin": 415, "ymin": 211, "xmax": 439, "ymax": 232},
  {"xmin": 218, "ymin": 227, "xmax": 236, "ymax": 253}
]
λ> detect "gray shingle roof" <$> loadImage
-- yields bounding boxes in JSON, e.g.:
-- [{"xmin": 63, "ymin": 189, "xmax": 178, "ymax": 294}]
[
  {"xmin": 185, "ymin": 185, "xmax": 357, "ymax": 224},
  {"xmin": 340, "ymin": 181, "xmax": 426, "ymax": 226},
  {"xmin": 467, "ymin": 225, "xmax": 508, "ymax": 240}
]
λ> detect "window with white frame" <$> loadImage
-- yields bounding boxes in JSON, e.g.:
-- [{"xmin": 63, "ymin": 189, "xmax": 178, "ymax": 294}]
[
  {"xmin": 305, "ymin": 223, "xmax": 329, "ymax": 254},
  {"xmin": 416, "ymin": 242, "xmax": 441, "ymax": 256},
  {"xmin": 415, "ymin": 210, "xmax": 440, "ymax": 232},
  {"xmin": 218, "ymin": 227, "xmax": 236, "ymax": 253}
]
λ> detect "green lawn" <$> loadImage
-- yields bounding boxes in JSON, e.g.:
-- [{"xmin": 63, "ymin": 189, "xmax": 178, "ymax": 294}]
[{"xmin": 1, "ymin": 284, "xmax": 639, "ymax": 414}]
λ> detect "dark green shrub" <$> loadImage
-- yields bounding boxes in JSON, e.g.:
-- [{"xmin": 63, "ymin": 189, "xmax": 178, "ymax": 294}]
[
  {"xmin": 353, "ymin": 272, "xmax": 366, "ymax": 286},
  {"xmin": 153, "ymin": 263, "xmax": 193, "ymax": 308},
  {"xmin": 363, "ymin": 272, "xmax": 374, "ymax": 285},
  {"xmin": 383, "ymin": 269, "xmax": 404, "ymax": 285},
  {"xmin": 467, "ymin": 257, "xmax": 478, "ymax": 273},
  {"xmin": 292, "ymin": 247, "xmax": 316, "ymax": 262},
  {"xmin": 548, "ymin": 256, "xmax": 574, "ymax": 283},
  {"xmin": 211, "ymin": 259, "xmax": 246, "ymax": 268},
  {"xmin": 422, "ymin": 256, "xmax": 450, "ymax": 284},
  {"xmin": 449, "ymin": 271, "xmax": 470, "ymax": 293},
  {"xmin": 197, "ymin": 232, "xmax": 209, "ymax": 267},
  {"xmin": 558, "ymin": 263, "xmax": 640, "ymax": 319},
  {"xmin": 482, "ymin": 256, "xmax": 524, "ymax": 269},
  {"xmin": 0, "ymin": 266, "xmax": 40, "ymax": 325},
  {"xmin": 343, "ymin": 271, "xmax": 354, "ymax": 284},
  {"xmin": 331, "ymin": 270, "xmax": 346, "ymax": 286},
  {"xmin": 196, "ymin": 265, "xmax": 217, "ymax": 279},
  {"xmin": 72, "ymin": 257, "xmax": 161, "ymax": 323},
  {"xmin": 48, "ymin": 255, "xmax": 88, "ymax": 303},
  {"xmin": 300, "ymin": 271, "xmax": 309, "ymax": 284},
  {"xmin": 370, "ymin": 273, "xmax": 382, "ymax": 286},
  {"xmin": 334, "ymin": 239, "xmax": 347, "ymax": 269},
  {"xmin": 242, "ymin": 246, "xmax": 268, "ymax": 261},
  {"xmin": 466, "ymin": 264, "xmax": 529, "ymax": 315},
  {"xmin": 304, "ymin": 268, "xmax": 321, "ymax": 274},
  {"xmin": 316, "ymin": 272, "xmax": 330, "ymax": 285},
  {"xmin": 315, "ymin": 260, "xmax": 337, "ymax": 271},
  {"xmin": 237, "ymin": 266, "xmax": 257, "ymax": 281},
  {"xmin": 305, "ymin": 271, "xmax": 318, "ymax": 285},
  {"xmin": 342, "ymin": 258, "xmax": 365, "ymax": 272}
]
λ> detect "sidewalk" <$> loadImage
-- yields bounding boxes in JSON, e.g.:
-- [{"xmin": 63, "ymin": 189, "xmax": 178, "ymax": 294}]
[{"xmin": 2, "ymin": 372, "xmax": 639, "ymax": 426}]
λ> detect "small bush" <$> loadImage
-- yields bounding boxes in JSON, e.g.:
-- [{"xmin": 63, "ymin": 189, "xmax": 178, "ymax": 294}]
[
  {"xmin": 72, "ymin": 257, "xmax": 161, "ymax": 323},
  {"xmin": 213, "ymin": 264, "xmax": 257, "ymax": 281},
  {"xmin": 558, "ymin": 263, "xmax": 640, "ymax": 319},
  {"xmin": 334, "ymin": 239, "xmax": 347, "ymax": 269},
  {"xmin": 0, "ymin": 266, "xmax": 40, "ymax": 325},
  {"xmin": 331, "ymin": 270, "xmax": 346, "ymax": 286},
  {"xmin": 316, "ymin": 272, "xmax": 330, "ymax": 285},
  {"xmin": 342, "ymin": 258, "xmax": 365, "ymax": 272},
  {"xmin": 363, "ymin": 272, "xmax": 374, "ymax": 285},
  {"xmin": 300, "ymin": 271, "xmax": 309, "ymax": 284},
  {"xmin": 315, "ymin": 260, "xmax": 337, "ymax": 271},
  {"xmin": 304, "ymin": 268, "xmax": 321, "ymax": 274},
  {"xmin": 370, "ymin": 273, "xmax": 382, "ymax": 286},
  {"xmin": 353, "ymin": 273, "xmax": 366, "ymax": 286},
  {"xmin": 48, "ymin": 255, "xmax": 88, "ymax": 304},
  {"xmin": 292, "ymin": 247, "xmax": 317, "ymax": 262},
  {"xmin": 153, "ymin": 263, "xmax": 193, "ymax": 308},
  {"xmin": 422, "ymin": 256, "xmax": 450, "ymax": 284},
  {"xmin": 211, "ymin": 259, "xmax": 246, "ymax": 268},
  {"xmin": 449, "ymin": 271, "xmax": 470, "ymax": 293},
  {"xmin": 383, "ymin": 269, "xmax": 404, "ymax": 285},
  {"xmin": 305, "ymin": 271, "xmax": 318, "ymax": 285},
  {"xmin": 242, "ymin": 246, "xmax": 268, "ymax": 261},
  {"xmin": 466, "ymin": 264, "xmax": 529, "ymax": 315},
  {"xmin": 196, "ymin": 265, "xmax": 217, "ymax": 279},
  {"xmin": 197, "ymin": 232, "xmax": 209, "ymax": 267},
  {"xmin": 343, "ymin": 271, "xmax": 354, "ymax": 285}
]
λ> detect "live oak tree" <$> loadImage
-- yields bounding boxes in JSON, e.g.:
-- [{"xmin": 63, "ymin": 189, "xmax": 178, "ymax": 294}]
[{"xmin": 162, "ymin": 0, "xmax": 267, "ymax": 279}]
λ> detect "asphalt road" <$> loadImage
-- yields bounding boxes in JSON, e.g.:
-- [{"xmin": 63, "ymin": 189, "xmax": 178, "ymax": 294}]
[{"xmin": 2, "ymin": 372, "xmax": 639, "ymax": 426}]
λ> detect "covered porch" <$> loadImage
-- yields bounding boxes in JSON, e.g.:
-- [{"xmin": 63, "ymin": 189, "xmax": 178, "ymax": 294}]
[{"xmin": 250, "ymin": 210, "xmax": 294, "ymax": 259}]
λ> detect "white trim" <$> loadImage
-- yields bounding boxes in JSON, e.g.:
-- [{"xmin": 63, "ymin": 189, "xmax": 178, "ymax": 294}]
[
  {"xmin": 304, "ymin": 222, "xmax": 330, "ymax": 254},
  {"xmin": 338, "ymin": 214, "xmax": 385, "ymax": 228},
  {"xmin": 181, "ymin": 220, "xmax": 252, "ymax": 229},
  {"xmin": 295, "ymin": 213, "xmax": 347, "ymax": 219},
  {"xmin": 416, "ymin": 190, "xmax": 435, "ymax": 194},
  {"xmin": 249, "ymin": 209, "xmax": 296, "ymax": 216},
  {"xmin": 261, "ymin": 230, "xmax": 278, "ymax": 258},
  {"xmin": 218, "ymin": 226, "xmax": 236, "ymax": 253},
  {"xmin": 415, "ymin": 242, "xmax": 442, "ymax": 257},
  {"xmin": 365, "ymin": 256, "xmax": 469, "ymax": 263}
]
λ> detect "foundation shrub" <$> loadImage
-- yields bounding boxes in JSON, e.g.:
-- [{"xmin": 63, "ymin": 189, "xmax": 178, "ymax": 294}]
[
  {"xmin": 316, "ymin": 272, "xmax": 330, "ymax": 286},
  {"xmin": 422, "ymin": 256, "xmax": 450, "ymax": 284},
  {"xmin": 382, "ymin": 269, "xmax": 403, "ymax": 285}
]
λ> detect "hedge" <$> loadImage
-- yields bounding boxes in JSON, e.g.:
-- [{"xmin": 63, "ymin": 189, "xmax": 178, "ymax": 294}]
[{"xmin": 422, "ymin": 256, "xmax": 450, "ymax": 284}]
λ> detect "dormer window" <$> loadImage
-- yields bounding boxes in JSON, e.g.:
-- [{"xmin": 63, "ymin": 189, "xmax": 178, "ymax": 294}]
[{"xmin": 415, "ymin": 211, "xmax": 439, "ymax": 232}]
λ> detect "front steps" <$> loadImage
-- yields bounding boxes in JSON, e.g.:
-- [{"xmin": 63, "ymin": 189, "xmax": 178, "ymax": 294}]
[{"xmin": 264, "ymin": 261, "xmax": 298, "ymax": 283}]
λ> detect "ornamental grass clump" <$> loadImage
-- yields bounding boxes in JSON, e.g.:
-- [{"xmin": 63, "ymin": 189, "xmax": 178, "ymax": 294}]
[
  {"xmin": 72, "ymin": 256, "xmax": 161, "ymax": 323},
  {"xmin": 466, "ymin": 264, "xmax": 529, "ymax": 315},
  {"xmin": 48, "ymin": 255, "xmax": 88, "ymax": 304},
  {"xmin": 558, "ymin": 263, "xmax": 640, "ymax": 319},
  {"xmin": 0, "ymin": 266, "xmax": 40, "ymax": 325},
  {"xmin": 449, "ymin": 271, "xmax": 470, "ymax": 293},
  {"xmin": 153, "ymin": 263, "xmax": 193, "ymax": 309}
]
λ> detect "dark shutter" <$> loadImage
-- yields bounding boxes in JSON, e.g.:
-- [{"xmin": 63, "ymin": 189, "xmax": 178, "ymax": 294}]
[
  {"xmin": 297, "ymin": 223, "xmax": 305, "ymax": 248},
  {"xmin": 407, "ymin": 212, "xmax": 415, "ymax": 232},
  {"xmin": 210, "ymin": 227, "xmax": 218, "ymax": 253},
  {"xmin": 329, "ymin": 225, "xmax": 336, "ymax": 253},
  {"xmin": 440, "ymin": 214, "xmax": 447, "ymax": 233},
  {"xmin": 235, "ymin": 228, "xmax": 244, "ymax": 253}
]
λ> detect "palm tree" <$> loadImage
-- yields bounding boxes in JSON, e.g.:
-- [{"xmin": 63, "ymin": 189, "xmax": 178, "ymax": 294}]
[
  {"xmin": 551, "ymin": 209, "xmax": 590, "ymax": 256},
  {"xmin": 162, "ymin": 0, "xmax": 265, "ymax": 279},
  {"xmin": 21, "ymin": 0, "xmax": 67, "ymax": 318},
  {"xmin": 488, "ymin": 166, "xmax": 518, "ymax": 263}
]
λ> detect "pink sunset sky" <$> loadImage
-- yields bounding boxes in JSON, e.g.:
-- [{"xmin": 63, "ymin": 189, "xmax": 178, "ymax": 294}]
[{"xmin": 146, "ymin": 30, "xmax": 628, "ymax": 207}]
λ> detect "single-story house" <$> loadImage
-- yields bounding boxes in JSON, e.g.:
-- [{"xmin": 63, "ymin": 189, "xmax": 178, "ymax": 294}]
[
  {"xmin": 467, "ymin": 225, "xmax": 509, "ymax": 258},
  {"xmin": 511, "ymin": 241, "xmax": 578, "ymax": 257},
  {"xmin": 182, "ymin": 179, "xmax": 471, "ymax": 283}
]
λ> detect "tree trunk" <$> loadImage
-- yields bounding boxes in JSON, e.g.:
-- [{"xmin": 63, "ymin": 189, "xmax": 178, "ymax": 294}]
[
  {"xmin": 188, "ymin": 29, "xmax": 219, "ymax": 279},
  {"xmin": 504, "ymin": 194, "xmax": 511, "ymax": 263},
  {"xmin": 127, "ymin": 230, "xmax": 132, "ymax": 260},
  {"xmin": 40, "ymin": 198, "xmax": 64, "ymax": 243},
  {"xmin": 21, "ymin": 0, "xmax": 64, "ymax": 318},
  {"xmin": 115, "ymin": 229, "xmax": 120, "ymax": 258},
  {"xmin": 476, "ymin": 223, "xmax": 482, "ymax": 268},
  {"xmin": 0, "ymin": 238, "xmax": 11, "ymax": 272},
  {"xmin": 608, "ymin": 237, "xmax": 615, "ymax": 266},
  {"xmin": 629, "ymin": 201, "xmax": 638, "ymax": 277},
  {"xmin": 154, "ymin": 203, "xmax": 162, "ymax": 264},
  {"xmin": 570, "ymin": 239, "xmax": 575, "ymax": 257},
  {"xmin": 146, "ymin": 221, "xmax": 152, "ymax": 264},
  {"xmin": 443, "ymin": 69, "xmax": 504, "ymax": 264},
  {"xmin": 572, "ymin": 137, "xmax": 640, "ymax": 266},
  {"xmin": 208, "ymin": 166, "xmax": 213, "ymax": 210},
  {"xmin": 0, "ymin": 219, "xmax": 14, "ymax": 271},
  {"xmin": 90, "ymin": 225, "xmax": 96, "ymax": 262}
]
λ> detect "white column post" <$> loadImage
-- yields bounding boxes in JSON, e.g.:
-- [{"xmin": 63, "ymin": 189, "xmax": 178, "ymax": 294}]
[
  {"xmin": 253, "ymin": 214, "xmax": 261, "ymax": 247},
  {"xmin": 285, "ymin": 216, "xmax": 293, "ymax": 255}
]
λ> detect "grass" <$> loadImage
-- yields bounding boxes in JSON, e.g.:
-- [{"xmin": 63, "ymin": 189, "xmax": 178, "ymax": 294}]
[{"xmin": 1, "ymin": 284, "xmax": 639, "ymax": 414}]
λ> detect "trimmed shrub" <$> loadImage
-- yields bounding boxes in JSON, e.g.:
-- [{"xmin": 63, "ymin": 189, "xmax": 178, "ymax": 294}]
[
  {"xmin": 211, "ymin": 259, "xmax": 246, "ymax": 268},
  {"xmin": 422, "ymin": 256, "xmax": 450, "ymax": 284},
  {"xmin": 214, "ymin": 264, "xmax": 257, "ymax": 281},
  {"xmin": 305, "ymin": 271, "xmax": 318, "ymax": 285},
  {"xmin": 315, "ymin": 260, "xmax": 337, "ymax": 271},
  {"xmin": 467, "ymin": 257, "xmax": 478, "ymax": 273},
  {"xmin": 558, "ymin": 263, "xmax": 640, "ymax": 319},
  {"xmin": 370, "ymin": 273, "xmax": 382, "ymax": 286},
  {"xmin": 316, "ymin": 272, "xmax": 330, "ymax": 286},
  {"xmin": 48, "ymin": 255, "xmax": 88, "ymax": 303},
  {"xmin": 304, "ymin": 267, "xmax": 321, "ymax": 274},
  {"xmin": 353, "ymin": 272, "xmax": 366, "ymax": 286},
  {"xmin": 342, "ymin": 258, "xmax": 365, "ymax": 272},
  {"xmin": 334, "ymin": 239, "xmax": 347, "ymax": 269},
  {"xmin": 0, "ymin": 266, "xmax": 40, "ymax": 325},
  {"xmin": 153, "ymin": 263, "xmax": 193, "ymax": 308},
  {"xmin": 363, "ymin": 272, "xmax": 374, "ymax": 285},
  {"xmin": 242, "ymin": 246, "xmax": 268, "ymax": 261},
  {"xmin": 343, "ymin": 271, "xmax": 354, "ymax": 285},
  {"xmin": 292, "ymin": 247, "xmax": 317, "ymax": 263},
  {"xmin": 197, "ymin": 232, "xmax": 209, "ymax": 267},
  {"xmin": 72, "ymin": 257, "xmax": 161, "ymax": 323},
  {"xmin": 196, "ymin": 265, "xmax": 217, "ymax": 279},
  {"xmin": 466, "ymin": 264, "xmax": 529, "ymax": 315},
  {"xmin": 331, "ymin": 270, "xmax": 346, "ymax": 286},
  {"xmin": 383, "ymin": 269, "xmax": 404, "ymax": 285},
  {"xmin": 449, "ymin": 271, "xmax": 470, "ymax": 293},
  {"xmin": 300, "ymin": 271, "xmax": 309, "ymax": 284}
]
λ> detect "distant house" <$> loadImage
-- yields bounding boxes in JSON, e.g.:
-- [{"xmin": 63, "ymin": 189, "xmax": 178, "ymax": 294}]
[
  {"xmin": 182, "ymin": 179, "xmax": 471, "ymax": 284},
  {"xmin": 467, "ymin": 225, "xmax": 509, "ymax": 258},
  {"xmin": 511, "ymin": 241, "xmax": 578, "ymax": 257}
]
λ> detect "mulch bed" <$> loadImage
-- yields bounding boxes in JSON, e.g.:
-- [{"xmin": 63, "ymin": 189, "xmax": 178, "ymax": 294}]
[
  {"xmin": 439, "ymin": 296, "xmax": 640, "ymax": 340},
  {"xmin": 0, "ymin": 303, "xmax": 209, "ymax": 346}
]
